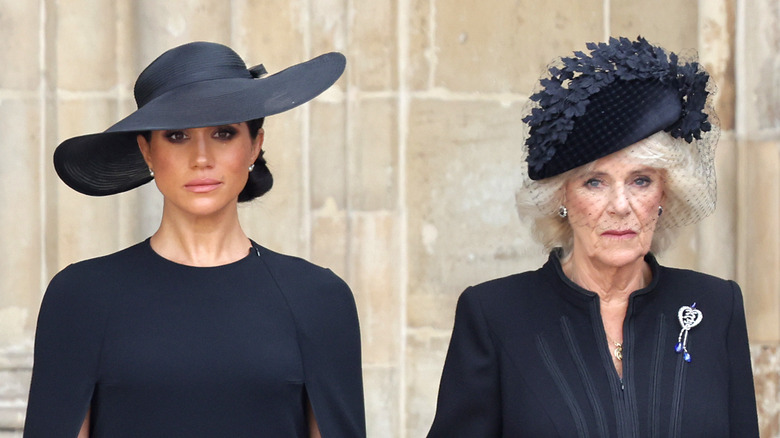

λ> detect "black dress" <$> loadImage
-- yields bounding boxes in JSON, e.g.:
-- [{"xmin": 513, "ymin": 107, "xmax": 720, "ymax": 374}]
[
  {"xmin": 24, "ymin": 239, "xmax": 366, "ymax": 437},
  {"xmin": 428, "ymin": 250, "xmax": 759, "ymax": 437}
]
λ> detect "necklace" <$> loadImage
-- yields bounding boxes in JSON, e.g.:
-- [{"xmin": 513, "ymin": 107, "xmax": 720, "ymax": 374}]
[
  {"xmin": 608, "ymin": 337, "xmax": 623, "ymax": 361},
  {"xmin": 613, "ymin": 342, "xmax": 623, "ymax": 361}
]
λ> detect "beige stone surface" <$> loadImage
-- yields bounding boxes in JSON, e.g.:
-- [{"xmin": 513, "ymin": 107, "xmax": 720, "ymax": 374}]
[
  {"xmin": 0, "ymin": 1, "xmax": 40, "ymax": 91},
  {"xmin": 752, "ymin": 344, "xmax": 780, "ymax": 435},
  {"xmin": 740, "ymin": 140, "xmax": 780, "ymax": 343},
  {"xmin": 135, "ymin": 0, "xmax": 230, "ymax": 54},
  {"xmin": 363, "ymin": 365, "xmax": 401, "ymax": 438},
  {"xmin": 433, "ymin": 0, "xmax": 603, "ymax": 93},
  {"xmin": 0, "ymin": 340, "xmax": 32, "ymax": 432},
  {"xmin": 0, "ymin": 99, "xmax": 42, "ymax": 329},
  {"xmin": 610, "ymin": 0, "xmax": 698, "ymax": 51},
  {"xmin": 406, "ymin": 98, "xmax": 544, "ymax": 330},
  {"xmin": 310, "ymin": 0, "xmax": 349, "ymax": 65},
  {"xmin": 739, "ymin": 0, "xmax": 780, "ymax": 135},
  {"xmin": 348, "ymin": 98, "xmax": 398, "ymax": 211},
  {"xmin": 349, "ymin": 0, "xmax": 397, "ymax": 91},
  {"xmin": 311, "ymin": 100, "xmax": 348, "ymax": 209},
  {"xmin": 235, "ymin": 0, "xmax": 306, "ymax": 66},
  {"xmin": 405, "ymin": 329, "xmax": 451, "ymax": 437},
  {"xmin": 348, "ymin": 213, "xmax": 401, "ymax": 365},
  {"xmin": 310, "ymin": 200, "xmax": 348, "ymax": 275},
  {"xmin": 56, "ymin": 0, "xmax": 118, "ymax": 91},
  {"xmin": 699, "ymin": 0, "xmax": 737, "ymax": 131},
  {"xmin": 406, "ymin": 0, "xmax": 433, "ymax": 91}
]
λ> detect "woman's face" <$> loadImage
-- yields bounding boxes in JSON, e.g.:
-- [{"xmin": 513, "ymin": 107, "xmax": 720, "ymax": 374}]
[
  {"xmin": 564, "ymin": 147, "xmax": 665, "ymax": 269},
  {"xmin": 137, "ymin": 123, "xmax": 262, "ymax": 218}
]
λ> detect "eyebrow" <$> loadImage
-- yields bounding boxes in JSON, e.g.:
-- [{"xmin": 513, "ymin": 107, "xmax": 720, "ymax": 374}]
[{"xmin": 580, "ymin": 167, "xmax": 660, "ymax": 179}]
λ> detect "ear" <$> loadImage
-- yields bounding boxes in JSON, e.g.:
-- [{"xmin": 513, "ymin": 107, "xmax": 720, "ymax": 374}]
[
  {"xmin": 251, "ymin": 128, "xmax": 264, "ymax": 163},
  {"xmin": 137, "ymin": 134, "xmax": 153, "ymax": 168}
]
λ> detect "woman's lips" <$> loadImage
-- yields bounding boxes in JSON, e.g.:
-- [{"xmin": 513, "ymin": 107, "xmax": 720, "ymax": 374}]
[
  {"xmin": 184, "ymin": 179, "xmax": 222, "ymax": 193},
  {"xmin": 602, "ymin": 230, "xmax": 637, "ymax": 239}
]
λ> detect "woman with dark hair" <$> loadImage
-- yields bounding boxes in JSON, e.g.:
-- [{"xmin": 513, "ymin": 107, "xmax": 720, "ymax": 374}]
[
  {"xmin": 427, "ymin": 37, "xmax": 758, "ymax": 437},
  {"xmin": 24, "ymin": 41, "xmax": 365, "ymax": 438}
]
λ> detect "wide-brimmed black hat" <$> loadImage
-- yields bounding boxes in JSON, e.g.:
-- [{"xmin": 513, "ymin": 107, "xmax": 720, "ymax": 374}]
[
  {"xmin": 522, "ymin": 36, "xmax": 713, "ymax": 180},
  {"xmin": 54, "ymin": 41, "xmax": 346, "ymax": 196}
]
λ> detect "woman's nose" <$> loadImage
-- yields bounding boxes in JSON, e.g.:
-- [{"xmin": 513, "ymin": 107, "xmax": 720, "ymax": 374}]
[
  {"xmin": 191, "ymin": 135, "xmax": 213, "ymax": 168},
  {"xmin": 608, "ymin": 185, "xmax": 631, "ymax": 215}
]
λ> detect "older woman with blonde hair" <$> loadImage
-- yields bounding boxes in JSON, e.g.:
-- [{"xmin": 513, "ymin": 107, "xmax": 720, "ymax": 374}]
[{"xmin": 428, "ymin": 37, "xmax": 758, "ymax": 437}]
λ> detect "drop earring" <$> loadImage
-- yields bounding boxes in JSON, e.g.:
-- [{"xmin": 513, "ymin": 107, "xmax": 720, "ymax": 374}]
[
  {"xmin": 658, "ymin": 205, "xmax": 663, "ymax": 217},
  {"xmin": 248, "ymin": 164, "xmax": 255, "ymax": 172},
  {"xmin": 558, "ymin": 205, "xmax": 568, "ymax": 218},
  {"xmin": 149, "ymin": 168, "xmax": 155, "ymax": 178}
]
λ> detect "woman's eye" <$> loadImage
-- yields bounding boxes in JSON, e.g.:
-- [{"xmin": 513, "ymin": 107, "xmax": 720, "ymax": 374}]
[
  {"xmin": 634, "ymin": 177, "xmax": 652, "ymax": 187},
  {"xmin": 585, "ymin": 178, "xmax": 601, "ymax": 188},
  {"xmin": 214, "ymin": 128, "xmax": 237, "ymax": 140},
  {"xmin": 165, "ymin": 131, "xmax": 187, "ymax": 142}
]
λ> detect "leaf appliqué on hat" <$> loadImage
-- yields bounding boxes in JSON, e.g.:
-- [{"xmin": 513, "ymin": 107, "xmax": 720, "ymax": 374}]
[{"xmin": 523, "ymin": 36, "xmax": 713, "ymax": 175}]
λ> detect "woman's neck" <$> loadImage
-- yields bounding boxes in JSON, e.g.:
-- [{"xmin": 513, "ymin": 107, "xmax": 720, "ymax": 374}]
[
  {"xmin": 561, "ymin": 250, "xmax": 651, "ymax": 303},
  {"xmin": 149, "ymin": 203, "xmax": 252, "ymax": 267}
]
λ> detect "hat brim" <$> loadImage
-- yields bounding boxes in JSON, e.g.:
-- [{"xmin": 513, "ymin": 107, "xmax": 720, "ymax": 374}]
[{"xmin": 54, "ymin": 51, "xmax": 346, "ymax": 196}]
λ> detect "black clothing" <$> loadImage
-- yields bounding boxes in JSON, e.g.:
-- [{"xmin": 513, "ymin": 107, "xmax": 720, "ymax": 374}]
[
  {"xmin": 428, "ymin": 251, "xmax": 758, "ymax": 437},
  {"xmin": 24, "ymin": 240, "xmax": 365, "ymax": 437}
]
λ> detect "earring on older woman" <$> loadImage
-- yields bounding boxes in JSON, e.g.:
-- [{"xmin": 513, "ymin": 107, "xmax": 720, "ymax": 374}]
[
  {"xmin": 248, "ymin": 164, "xmax": 255, "ymax": 172},
  {"xmin": 658, "ymin": 205, "xmax": 663, "ymax": 217},
  {"xmin": 558, "ymin": 205, "xmax": 568, "ymax": 218}
]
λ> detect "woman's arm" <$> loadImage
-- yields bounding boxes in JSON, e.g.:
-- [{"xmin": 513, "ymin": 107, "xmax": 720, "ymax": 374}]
[
  {"xmin": 77, "ymin": 409, "xmax": 90, "ymax": 438},
  {"xmin": 23, "ymin": 267, "xmax": 102, "ymax": 438},
  {"xmin": 306, "ymin": 396, "xmax": 321, "ymax": 438},
  {"xmin": 726, "ymin": 281, "xmax": 759, "ymax": 436},
  {"xmin": 427, "ymin": 288, "xmax": 502, "ymax": 437}
]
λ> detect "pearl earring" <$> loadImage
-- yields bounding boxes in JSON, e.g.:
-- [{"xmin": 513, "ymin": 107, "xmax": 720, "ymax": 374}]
[
  {"xmin": 248, "ymin": 164, "xmax": 255, "ymax": 172},
  {"xmin": 149, "ymin": 168, "xmax": 155, "ymax": 178}
]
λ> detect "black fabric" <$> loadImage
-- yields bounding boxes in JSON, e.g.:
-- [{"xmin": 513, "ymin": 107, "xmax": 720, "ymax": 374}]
[
  {"xmin": 24, "ymin": 240, "xmax": 366, "ymax": 438},
  {"xmin": 531, "ymin": 79, "xmax": 681, "ymax": 180},
  {"xmin": 428, "ymin": 251, "xmax": 758, "ymax": 437}
]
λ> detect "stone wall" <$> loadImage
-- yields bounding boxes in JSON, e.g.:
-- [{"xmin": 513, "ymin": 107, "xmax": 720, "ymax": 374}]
[{"xmin": 0, "ymin": 0, "xmax": 777, "ymax": 437}]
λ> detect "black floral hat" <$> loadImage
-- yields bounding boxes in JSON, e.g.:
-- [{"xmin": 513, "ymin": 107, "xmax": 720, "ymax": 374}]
[{"xmin": 522, "ymin": 36, "xmax": 713, "ymax": 180}]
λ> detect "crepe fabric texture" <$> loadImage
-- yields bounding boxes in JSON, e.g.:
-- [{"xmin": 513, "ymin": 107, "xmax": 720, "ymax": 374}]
[
  {"xmin": 428, "ymin": 251, "xmax": 758, "ymax": 438},
  {"xmin": 24, "ymin": 239, "xmax": 365, "ymax": 438}
]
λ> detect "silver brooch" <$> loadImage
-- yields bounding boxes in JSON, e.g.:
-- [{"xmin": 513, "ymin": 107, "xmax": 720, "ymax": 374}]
[{"xmin": 675, "ymin": 303, "xmax": 703, "ymax": 362}]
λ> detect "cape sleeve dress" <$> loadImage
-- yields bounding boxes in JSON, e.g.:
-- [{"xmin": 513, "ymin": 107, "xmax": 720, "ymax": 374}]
[{"xmin": 23, "ymin": 239, "xmax": 366, "ymax": 438}]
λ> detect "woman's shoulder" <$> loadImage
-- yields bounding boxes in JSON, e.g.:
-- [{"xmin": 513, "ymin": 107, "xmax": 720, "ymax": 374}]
[
  {"xmin": 41, "ymin": 243, "xmax": 147, "ymax": 320},
  {"xmin": 459, "ymin": 266, "xmax": 552, "ymax": 308},
  {"xmin": 657, "ymin": 264, "xmax": 740, "ymax": 295},
  {"xmin": 253, "ymin": 244, "xmax": 352, "ymax": 298},
  {"xmin": 254, "ymin": 244, "xmax": 341, "ymax": 277},
  {"xmin": 253, "ymin": 244, "xmax": 359, "ymax": 332},
  {"xmin": 48, "ymin": 242, "xmax": 147, "ymax": 292},
  {"xmin": 653, "ymin": 264, "xmax": 744, "ymax": 322}
]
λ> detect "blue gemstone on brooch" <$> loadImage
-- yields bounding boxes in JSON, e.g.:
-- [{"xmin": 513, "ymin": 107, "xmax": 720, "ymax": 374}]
[{"xmin": 675, "ymin": 342, "xmax": 683, "ymax": 353}]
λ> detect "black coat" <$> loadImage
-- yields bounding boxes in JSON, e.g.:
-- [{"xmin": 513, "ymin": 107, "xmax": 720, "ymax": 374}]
[{"xmin": 428, "ymin": 251, "xmax": 758, "ymax": 437}]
